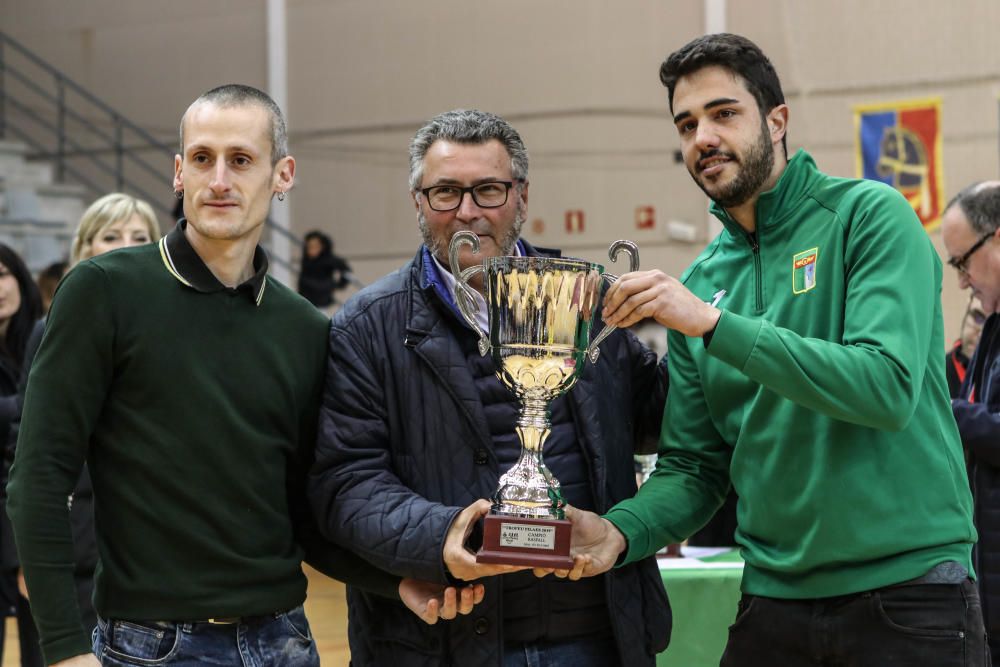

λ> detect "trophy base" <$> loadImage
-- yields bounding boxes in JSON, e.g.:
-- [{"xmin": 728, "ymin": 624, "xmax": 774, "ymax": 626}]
[{"xmin": 476, "ymin": 513, "xmax": 573, "ymax": 569}]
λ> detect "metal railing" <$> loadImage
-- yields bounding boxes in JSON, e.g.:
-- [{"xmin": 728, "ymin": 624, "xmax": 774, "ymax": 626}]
[{"xmin": 0, "ymin": 30, "xmax": 300, "ymax": 276}]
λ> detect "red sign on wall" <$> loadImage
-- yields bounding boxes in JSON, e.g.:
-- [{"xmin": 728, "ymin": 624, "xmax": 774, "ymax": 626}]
[
  {"xmin": 531, "ymin": 218, "xmax": 545, "ymax": 235},
  {"xmin": 635, "ymin": 205, "xmax": 655, "ymax": 229},
  {"xmin": 565, "ymin": 210, "xmax": 585, "ymax": 233}
]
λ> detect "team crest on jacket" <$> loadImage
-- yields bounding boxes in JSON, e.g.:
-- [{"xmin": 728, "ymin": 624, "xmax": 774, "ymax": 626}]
[{"xmin": 792, "ymin": 248, "xmax": 818, "ymax": 294}]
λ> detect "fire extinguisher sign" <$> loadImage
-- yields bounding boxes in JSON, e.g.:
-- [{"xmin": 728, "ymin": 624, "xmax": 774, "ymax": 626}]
[
  {"xmin": 635, "ymin": 205, "xmax": 655, "ymax": 229},
  {"xmin": 565, "ymin": 210, "xmax": 585, "ymax": 233}
]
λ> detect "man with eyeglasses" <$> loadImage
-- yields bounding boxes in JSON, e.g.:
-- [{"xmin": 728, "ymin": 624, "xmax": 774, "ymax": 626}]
[
  {"xmin": 943, "ymin": 180, "xmax": 1000, "ymax": 665},
  {"xmin": 306, "ymin": 109, "xmax": 671, "ymax": 667}
]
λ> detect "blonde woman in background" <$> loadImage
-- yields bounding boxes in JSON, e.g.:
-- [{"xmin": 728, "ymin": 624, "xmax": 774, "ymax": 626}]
[
  {"xmin": 69, "ymin": 193, "xmax": 159, "ymax": 266},
  {"xmin": 2, "ymin": 193, "xmax": 160, "ymax": 667}
]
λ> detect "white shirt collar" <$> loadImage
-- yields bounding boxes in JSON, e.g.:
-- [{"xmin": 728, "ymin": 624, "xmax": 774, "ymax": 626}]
[{"xmin": 430, "ymin": 241, "xmax": 522, "ymax": 333}]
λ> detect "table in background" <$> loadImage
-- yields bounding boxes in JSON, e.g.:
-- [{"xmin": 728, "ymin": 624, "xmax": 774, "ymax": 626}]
[{"xmin": 655, "ymin": 548, "xmax": 744, "ymax": 667}]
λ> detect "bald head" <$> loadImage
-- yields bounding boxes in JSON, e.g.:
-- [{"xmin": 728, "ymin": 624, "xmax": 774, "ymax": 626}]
[
  {"xmin": 945, "ymin": 180, "xmax": 1000, "ymax": 236},
  {"xmin": 179, "ymin": 84, "xmax": 287, "ymax": 166}
]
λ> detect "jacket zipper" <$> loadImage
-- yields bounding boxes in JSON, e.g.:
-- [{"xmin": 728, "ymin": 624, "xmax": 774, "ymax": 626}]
[{"xmin": 747, "ymin": 231, "xmax": 763, "ymax": 312}]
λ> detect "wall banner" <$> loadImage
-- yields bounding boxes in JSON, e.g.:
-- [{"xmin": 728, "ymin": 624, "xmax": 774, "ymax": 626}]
[{"xmin": 853, "ymin": 97, "xmax": 944, "ymax": 231}]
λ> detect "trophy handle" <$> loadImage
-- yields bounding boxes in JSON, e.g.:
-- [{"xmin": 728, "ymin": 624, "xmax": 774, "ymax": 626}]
[
  {"xmin": 448, "ymin": 231, "xmax": 490, "ymax": 356},
  {"xmin": 586, "ymin": 240, "xmax": 640, "ymax": 363}
]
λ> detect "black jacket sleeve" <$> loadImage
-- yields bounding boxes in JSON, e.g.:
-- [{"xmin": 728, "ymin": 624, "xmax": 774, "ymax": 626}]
[
  {"xmin": 953, "ymin": 398, "xmax": 1000, "ymax": 468},
  {"xmin": 308, "ymin": 318, "xmax": 462, "ymax": 586},
  {"xmin": 627, "ymin": 332, "xmax": 668, "ymax": 456}
]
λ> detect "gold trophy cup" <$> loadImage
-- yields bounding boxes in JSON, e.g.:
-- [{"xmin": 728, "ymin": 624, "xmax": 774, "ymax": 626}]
[{"xmin": 448, "ymin": 230, "xmax": 639, "ymax": 568}]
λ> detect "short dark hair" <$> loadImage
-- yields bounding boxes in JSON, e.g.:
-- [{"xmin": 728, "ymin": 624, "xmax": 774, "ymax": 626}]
[
  {"xmin": 660, "ymin": 33, "xmax": 787, "ymax": 156},
  {"xmin": 180, "ymin": 84, "xmax": 287, "ymax": 165},
  {"xmin": 303, "ymin": 230, "xmax": 332, "ymax": 255},
  {"xmin": 946, "ymin": 182, "xmax": 1000, "ymax": 235}
]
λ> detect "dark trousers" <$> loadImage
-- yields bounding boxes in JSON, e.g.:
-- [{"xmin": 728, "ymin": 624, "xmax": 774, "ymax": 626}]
[{"xmin": 720, "ymin": 579, "xmax": 990, "ymax": 667}]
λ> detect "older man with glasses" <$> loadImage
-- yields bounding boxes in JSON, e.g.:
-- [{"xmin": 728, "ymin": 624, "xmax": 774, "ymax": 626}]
[
  {"xmin": 943, "ymin": 180, "xmax": 1000, "ymax": 665},
  {"xmin": 306, "ymin": 108, "xmax": 671, "ymax": 667}
]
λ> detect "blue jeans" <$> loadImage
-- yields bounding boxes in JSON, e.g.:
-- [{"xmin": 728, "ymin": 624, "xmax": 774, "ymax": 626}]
[
  {"xmin": 720, "ymin": 579, "xmax": 990, "ymax": 667},
  {"xmin": 503, "ymin": 636, "xmax": 621, "ymax": 667},
  {"xmin": 92, "ymin": 605, "xmax": 319, "ymax": 666}
]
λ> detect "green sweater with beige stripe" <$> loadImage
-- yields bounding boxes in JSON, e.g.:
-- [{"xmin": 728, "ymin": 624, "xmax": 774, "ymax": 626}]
[
  {"xmin": 7, "ymin": 228, "xmax": 397, "ymax": 664},
  {"xmin": 606, "ymin": 151, "xmax": 976, "ymax": 598}
]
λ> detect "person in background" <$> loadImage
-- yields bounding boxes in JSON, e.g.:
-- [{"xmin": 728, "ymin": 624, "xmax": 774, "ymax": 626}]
[
  {"xmin": 946, "ymin": 294, "xmax": 986, "ymax": 398},
  {"xmin": 31, "ymin": 193, "xmax": 158, "ymax": 317},
  {"xmin": 0, "ymin": 244, "xmax": 43, "ymax": 667},
  {"xmin": 3, "ymin": 192, "xmax": 162, "ymax": 667},
  {"xmin": 35, "ymin": 261, "xmax": 67, "ymax": 315},
  {"xmin": 564, "ymin": 33, "xmax": 984, "ymax": 667},
  {"xmin": 297, "ymin": 230, "xmax": 352, "ymax": 313},
  {"xmin": 942, "ymin": 180, "xmax": 1000, "ymax": 665},
  {"xmin": 68, "ymin": 193, "xmax": 159, "ymax": 265}
]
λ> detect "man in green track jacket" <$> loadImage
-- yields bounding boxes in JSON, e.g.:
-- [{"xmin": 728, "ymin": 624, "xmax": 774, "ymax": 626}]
[{"xmin": 561, "ymin": 33, "xmax": 987, "ymax": 666}]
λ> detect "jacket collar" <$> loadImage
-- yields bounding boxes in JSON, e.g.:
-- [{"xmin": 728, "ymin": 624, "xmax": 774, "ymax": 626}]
[
  {"xmin": 159, "ymin": 219, "xmax": 269, "ymax": 306},
  {"xmin": 416, "ymin": 239, "xmax": 561, "ymax": 326},
  {"xmin": 709, "ymin": 148, "xmax": 819, "ymax": 238},
  {"xmin": 400, "ymin": 239, "xmax": 581, "ymax": 459}
]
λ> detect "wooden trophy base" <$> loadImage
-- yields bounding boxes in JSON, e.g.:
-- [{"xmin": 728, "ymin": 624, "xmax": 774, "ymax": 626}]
[{"xmin": 476, "ymin": 512, "xmax": 573, "ymax": 569}]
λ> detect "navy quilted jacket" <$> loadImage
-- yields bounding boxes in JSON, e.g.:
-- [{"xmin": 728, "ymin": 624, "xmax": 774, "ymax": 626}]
[
  {"xmin": 954, "ymin": 313, "xmax": 1000, "ymax": 653},
  {"xmin": 309, "ymin": 243, "xmax": 671, "ymax": 667}
]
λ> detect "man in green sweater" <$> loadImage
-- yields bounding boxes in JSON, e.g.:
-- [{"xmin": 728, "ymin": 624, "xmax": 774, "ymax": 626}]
[
  {"xmin": 7, "ymin": 85, "xmax": 480, "ymax": 667},
  {"xmin": 561, "ymin": 33, "xmax": 986, "ymax": 666}
]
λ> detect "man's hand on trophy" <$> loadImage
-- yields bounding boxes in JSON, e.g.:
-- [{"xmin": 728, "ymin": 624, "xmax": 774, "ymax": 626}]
[
  {"xmin": 602, "ymin": 269, "xmax": 721, "ymax": 337},
  {"xmin": 535, "ymin": 505, "xmax": 627, "ymax": 580},
  {"xmin": 532, "ymin": 553, "xmax": 589, "ymax": 581},
  {"xmin": 399, "ymin": 578, "xmax": 485, "ymax": 625},
  {"xmin": 443, "ymin": 499, "xmax": 529, "ymax": 580}
]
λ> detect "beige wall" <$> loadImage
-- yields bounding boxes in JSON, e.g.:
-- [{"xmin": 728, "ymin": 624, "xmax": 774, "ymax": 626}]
[{"xmin": 2, "ymin": 0, "xmax": 997, "ymax": 344}]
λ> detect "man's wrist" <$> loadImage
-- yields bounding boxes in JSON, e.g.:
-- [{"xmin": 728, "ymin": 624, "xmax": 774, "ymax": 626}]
[
  {"xmin": 702, "ymin": 308, "xmax": 722, "ymax": 347},
  {"xmin": 602, "ymin": 518, "xmax": 628, "ymax": 559}
]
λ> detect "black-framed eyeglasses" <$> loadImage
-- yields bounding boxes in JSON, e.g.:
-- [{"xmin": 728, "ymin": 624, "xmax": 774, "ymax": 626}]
[
  {"xmin": 948, "ymin": 231, "xmax": 994, "ymax": 274},
  {"xmin": 420, "ymin": 180, "xmax": 521, "ymax": 212}
]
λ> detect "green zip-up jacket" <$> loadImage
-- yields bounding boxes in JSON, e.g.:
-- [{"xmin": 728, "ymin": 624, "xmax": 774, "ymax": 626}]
[{"xmin": 606, "ymin": 150, "xmax": 976, "ymax": 598}]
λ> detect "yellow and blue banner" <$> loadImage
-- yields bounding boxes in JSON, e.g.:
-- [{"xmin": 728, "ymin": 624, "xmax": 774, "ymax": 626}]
[{"xmin": 853, "ymin": 97, "xmax": 944, "ymax": 231}]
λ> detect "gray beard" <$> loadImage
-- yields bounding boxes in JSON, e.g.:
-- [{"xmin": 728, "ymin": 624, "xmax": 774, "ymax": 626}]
[{"xmin": 419, "ymin": 199, "xmax": 526, "ymax": 266}]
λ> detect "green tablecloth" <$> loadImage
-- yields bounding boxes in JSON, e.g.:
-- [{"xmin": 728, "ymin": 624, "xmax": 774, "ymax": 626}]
[{"xmin": 655, "ymin": 550, "xmax": 744, "ymax": 667}]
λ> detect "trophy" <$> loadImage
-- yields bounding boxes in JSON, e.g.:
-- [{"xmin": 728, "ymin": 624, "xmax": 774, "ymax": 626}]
[{"xmin": 448, "ymin": 230, "xmax": 639, "ymax": 568}]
